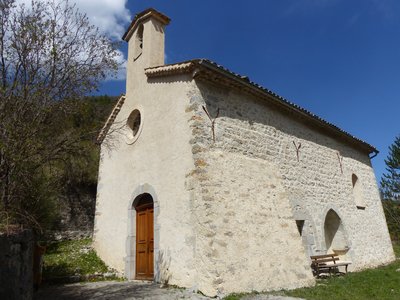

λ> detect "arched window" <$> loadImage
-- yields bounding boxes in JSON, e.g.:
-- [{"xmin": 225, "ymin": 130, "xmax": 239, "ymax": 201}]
[
  {"xmin": 134, "ymin": 24, "xmax": 144, "ymax": 60},
  {"xmin": 352, "ymin": 174, "xmax": 366, "ymax": 209}
]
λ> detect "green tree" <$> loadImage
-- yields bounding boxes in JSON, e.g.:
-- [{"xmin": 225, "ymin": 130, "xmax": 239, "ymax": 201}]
[
  {"xmin": 382, "ymin": 200, "xmax": 400, "ymax": 241},
  {"xmin": 381, "ymin": 135, "xmax": 400, "ymax": 241},
  {"xmin": 381, "ymin": 135, "xmax": 400, "ymax": 201},
  {"xmin": 0, "ymin": 0, "xmax": 119, "ymax": 233},
  {"xmin": 54, "ymin": 96, "xmax": 116, "ymax": 231}
]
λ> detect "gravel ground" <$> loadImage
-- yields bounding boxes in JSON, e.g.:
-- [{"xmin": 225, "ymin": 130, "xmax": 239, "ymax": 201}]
[
  {"xmin": 34, "ymin": 280, "xmax": 305, "ymax": 300},
  {"xmin": 34, "ymin": 281, "xmax": 210, "ymax": 300},
  {"xmin": 242, "ymin": 296, "xmax": 304, "ymax": 300}
]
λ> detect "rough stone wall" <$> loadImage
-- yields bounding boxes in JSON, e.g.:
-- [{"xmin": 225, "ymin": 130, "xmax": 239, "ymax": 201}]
[
  {"xmin": 185, "ymin": 85, "xmax": 315, "ymax": 296},
  {"xmin": 189, "ymin": 79, "xmax": 394, "ymax": 279},
  {"xmin": 55, "ymin": 184, "xmax": 96, "ymax": 239},
  {"xmin": 0, "ymin": 230, "xmax": 33, "ymax": 300}
]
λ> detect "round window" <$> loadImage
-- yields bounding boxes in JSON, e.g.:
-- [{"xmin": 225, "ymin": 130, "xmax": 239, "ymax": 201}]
[{"xmin": 125, "ymin": 109, "xmax": 142, "ymax": 144}]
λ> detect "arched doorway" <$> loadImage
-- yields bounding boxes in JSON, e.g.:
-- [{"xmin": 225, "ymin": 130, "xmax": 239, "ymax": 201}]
[
  {"xmin": 134, "ymin": 193, "xmax": 154, "ymax": 280},
  {"xmin": 324, "ymin": 209, "xmax": 348, "ymax": 254}
]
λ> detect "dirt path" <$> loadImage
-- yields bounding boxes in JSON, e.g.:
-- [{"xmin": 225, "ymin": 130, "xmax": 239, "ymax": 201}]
[
  {"xmin": 34, "ymin": 281, "xmax": 210, "ymax": 300},
  {"xmin": 34, "ymin": 280, "xmax": 304, "ymax": 300}
]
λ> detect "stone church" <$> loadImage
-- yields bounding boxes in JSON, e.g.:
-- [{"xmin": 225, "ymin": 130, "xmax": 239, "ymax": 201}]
[{"xmin": 94, "ymin": 8, "xmax": 394, "ymax": 297}]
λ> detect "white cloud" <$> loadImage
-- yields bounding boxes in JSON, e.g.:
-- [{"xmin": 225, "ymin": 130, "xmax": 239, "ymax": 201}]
[
  {"xmin": 73, "ymin": 0, "xmax": 130, "ymax": 81},
  {"xmin": 16, "ymin": 0, "xmax": 131, "ymax": 38},
  {"xmin": 105, "ymin": 49, "xmax": 127, "ymax": 81},
  {"xmin": 70, "ymin": 0, "xmax": 131, "ymax": 39},
  {"xmin": 15, "ymin": 0, "xmax": 131, "ymax": 80}
]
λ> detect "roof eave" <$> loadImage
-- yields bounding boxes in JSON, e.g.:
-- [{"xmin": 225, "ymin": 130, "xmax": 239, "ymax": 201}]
[
  {"xmin": 96, "ymin": 94, "xmax": 126, "ymax": 145},
  {"xmin": 145, "ymin": 60, "xmax": 378, "ymax": 155},
  {"xmin": 122, "ymin": 8, "xmax": 170, "ymax": 42},
  {"xmin": 196, "ymin": 60, "xmax": 378, "ymax": 155}
]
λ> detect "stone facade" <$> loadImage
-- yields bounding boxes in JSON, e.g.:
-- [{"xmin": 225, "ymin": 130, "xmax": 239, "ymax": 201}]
[
  {"xmin": 94, "ymin": 8, "xmax": 394, "ymax": 297},
  {"xmin": 190, "ymin": 80, "xmax": 394, "ymax": 268}
]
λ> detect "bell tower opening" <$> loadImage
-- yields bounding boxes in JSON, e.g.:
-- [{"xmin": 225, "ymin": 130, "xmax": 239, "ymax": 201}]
[
  {"xmin": 134, "ymin": 24, "xmax": 144, "ymax": 61},
  {"xmin": 122, "ymin": 8, "xmax": 170, "ymax": 94}
]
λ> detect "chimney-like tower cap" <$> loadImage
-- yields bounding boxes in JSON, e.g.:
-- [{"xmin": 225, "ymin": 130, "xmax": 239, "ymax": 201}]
[{"xmin": 122, "ymin": 8, "xmax": 170, "ymax": 42}]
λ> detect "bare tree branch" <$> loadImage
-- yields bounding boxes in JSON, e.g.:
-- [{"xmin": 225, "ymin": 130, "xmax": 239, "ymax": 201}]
[{"xmin": 0, "ymin": 0, "xmax": 119, "ymax": 232}]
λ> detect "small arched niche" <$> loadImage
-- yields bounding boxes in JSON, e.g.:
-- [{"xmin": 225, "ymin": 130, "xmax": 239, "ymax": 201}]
[
  {"xmin": 352, "ymin": 174, "xmax": 366, "ymax": 209},
  {"xmin": 134, "ymin": 24, "xmax": 144, "ymax": 60},
  {"xmin": 324, "ymin": 209, "xmax": 348, "ymax": 254}
]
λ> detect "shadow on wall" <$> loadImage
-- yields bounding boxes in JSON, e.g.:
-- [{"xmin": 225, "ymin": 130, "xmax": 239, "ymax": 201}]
[
  {"xmin": 155, "ymin": 249, "xmax": 171, "ymax": 286},
  {"xmin": 324, "ymin": 209, "xmax": 349, "ymax": 254},
  {"xmin": 147, "ymin": 74, "xmax": 192, "ymax": 85},
  {"xmin": 0, "ymin": 230, "xmax": 33, "ymax": 300}
]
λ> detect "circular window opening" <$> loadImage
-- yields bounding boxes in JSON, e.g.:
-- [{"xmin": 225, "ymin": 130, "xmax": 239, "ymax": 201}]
[{"xmin": 125, "ymin": 109, "xmax": 142, "ymax": 144}]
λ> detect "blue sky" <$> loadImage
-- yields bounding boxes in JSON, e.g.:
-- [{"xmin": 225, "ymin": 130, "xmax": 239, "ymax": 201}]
[{"xmin": 98, "ymin": 0, "xmax": 400, "ymax": 183}]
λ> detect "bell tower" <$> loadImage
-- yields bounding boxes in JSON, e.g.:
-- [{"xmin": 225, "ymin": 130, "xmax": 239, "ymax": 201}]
[{"xmin": 123, "ymin": 8, "xmax": 170, "ymax": 95}]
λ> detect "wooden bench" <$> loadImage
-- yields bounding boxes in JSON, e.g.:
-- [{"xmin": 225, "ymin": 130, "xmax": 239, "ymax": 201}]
[{"xmin": 310, "ymin": 254, "xmax": 352, "ymax": 277}]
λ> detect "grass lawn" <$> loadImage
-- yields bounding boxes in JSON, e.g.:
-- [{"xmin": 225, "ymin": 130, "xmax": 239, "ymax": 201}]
[
  {"xmin": 224, "ymin": 244, "xmax": 400, "ymax": 300},
  {"xmin": 43, "ymin": 239, "xmax": 400, "ymax": 298},
  {"xmin": 42, "ymin": 238, "xmax": 117, "ymax": 281},
  {"xmin": 283, "ymin": 244, "xmax": 400, "ymax": 300}
]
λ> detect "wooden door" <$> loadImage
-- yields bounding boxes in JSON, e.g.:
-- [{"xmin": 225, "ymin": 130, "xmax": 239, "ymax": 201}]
[{"xmin": 135, "ymin": 203, "xmax": 154, "ymax": 280}]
